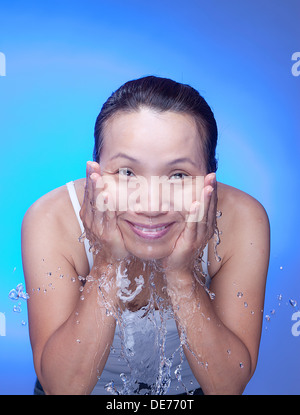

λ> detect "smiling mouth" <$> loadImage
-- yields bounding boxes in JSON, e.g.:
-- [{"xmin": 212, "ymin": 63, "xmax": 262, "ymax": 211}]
[{"xmin": 126, "ymin": 221, "xmax": 174, "ymax": 240}]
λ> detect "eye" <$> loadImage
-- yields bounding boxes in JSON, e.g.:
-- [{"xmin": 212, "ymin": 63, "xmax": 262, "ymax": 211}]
[
  {"xmin": 118, "ymin": 168, "xmax": 135, "ymax": 177},
  {"xmin": 169, "ymin": 172, "xmax": 189, "ymax": 180}
]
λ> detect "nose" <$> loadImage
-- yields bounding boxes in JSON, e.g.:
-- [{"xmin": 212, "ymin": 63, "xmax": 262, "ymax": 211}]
[{"xmin": 128, "ymin": 175, "xmax": 170, "ymax": 216}]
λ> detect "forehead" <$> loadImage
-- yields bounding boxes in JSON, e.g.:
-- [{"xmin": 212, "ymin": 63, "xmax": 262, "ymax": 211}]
[{"xmin": 101, "ymin": 108, "xmax": 204, "ymax": 165}]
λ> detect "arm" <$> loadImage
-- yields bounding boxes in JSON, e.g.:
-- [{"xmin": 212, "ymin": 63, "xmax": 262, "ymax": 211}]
[
  {"xmin": 22, "ymin": 163, "xmax": 128, "ymax": 395},
  {"xmin": 164, "ymin": 185, "xmax": 270, "ymax": 394},
  {"xmin": 22, "ymin": 195, "xmax": 116, "ymax": 395}
]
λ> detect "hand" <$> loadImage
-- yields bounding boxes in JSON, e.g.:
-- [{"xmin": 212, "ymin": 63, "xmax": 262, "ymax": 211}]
[
  {"xmin": 79, "ymin": 161, "xmax": 129, "ymax": 265},
  {"xmin": 159, "ymin": 173, "xmax": 217, "ymax": 278}
]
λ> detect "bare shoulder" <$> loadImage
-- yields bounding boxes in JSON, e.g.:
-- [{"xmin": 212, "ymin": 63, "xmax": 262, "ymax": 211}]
[
  {"xmin": 22, "ymin": 179, "xmax": 87, "ymax": 274},
  {"xmin": 23, "ymin": 184, "xmax": 71, "ymax": 227},
  {"xmin": 217, "ymin": 182, "xmax": 269, "ymax": 221},
  {"xmin": 208, "ymin": 182, "xmax": 270, "ymax": 276},
  {"xmin": 23, "ymin": 179, "xmax": 86, "ymax": 229}
]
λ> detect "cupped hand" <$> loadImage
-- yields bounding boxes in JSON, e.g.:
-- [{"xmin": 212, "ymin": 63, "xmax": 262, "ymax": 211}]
[
  {"xmin": 159, "ymin": 173, "xmax": 217, "ymax": 278},
  {"xmin": 79, "ymin": 161, "xmax": 129, "ymax": 265}
]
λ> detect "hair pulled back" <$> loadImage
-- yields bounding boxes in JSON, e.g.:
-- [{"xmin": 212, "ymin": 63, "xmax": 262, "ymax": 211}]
[{"xmin": 93, "ymin": 76, "xmax": 218, "ymax": 173}]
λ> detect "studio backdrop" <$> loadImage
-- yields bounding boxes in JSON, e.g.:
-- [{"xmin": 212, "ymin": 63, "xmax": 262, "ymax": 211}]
[{"xmin": 0, "ymin": 0, "xmax": 299, "ymax": 394}]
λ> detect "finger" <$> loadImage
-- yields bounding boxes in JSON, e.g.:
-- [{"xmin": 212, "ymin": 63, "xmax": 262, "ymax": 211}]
[
  {"xmin": 86, "ymin": 160, "xmax": 101, "ymax": 176},
  {"xmin": 102, "ymin": 192, "xmax": 117, "ymax": 230},
  {"xmin": 189, "ymin": 175, "xmax": 214, "ymax": 248},
  {"xmin": 201, "ymin": 173, "xmax": 216, "ymax": 220},
  {"xmin": 181, "ymin": 201, "xmax": 202, "ymax": 245},
  {"xmin": 80, "ymin": 162, "xmax": 95, "ymax": 228},
  {"xmin": 90, "ymin": 173, "xmax": 106, "ymax": 236},
  {"xmin": 203, "ymin": 174, "xmax": 217, "ymax": 240},
  {"xmin": 84, "ymin": 161, "xmax": 95, "ymax": 202}
]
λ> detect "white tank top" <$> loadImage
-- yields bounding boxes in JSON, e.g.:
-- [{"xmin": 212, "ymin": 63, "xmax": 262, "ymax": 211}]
[{"xmin": 66, "ymin": 181, "xmax": 211, "ymax": 395}]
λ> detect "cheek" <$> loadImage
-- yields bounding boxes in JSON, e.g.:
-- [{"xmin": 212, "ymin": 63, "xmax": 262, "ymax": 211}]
[{"xmin": 170, "ymin": 178, "xmax": 204, "ymax": 213}]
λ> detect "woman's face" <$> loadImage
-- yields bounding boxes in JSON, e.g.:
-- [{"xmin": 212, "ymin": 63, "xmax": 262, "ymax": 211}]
[{"xmin": 99, "ymin": 107, "xmax": 207, "ymax": 260}]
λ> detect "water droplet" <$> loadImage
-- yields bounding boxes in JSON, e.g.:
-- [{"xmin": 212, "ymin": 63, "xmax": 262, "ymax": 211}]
[
  {"xmin": 8, "ymin": 284, "xmax": 29, "ymax": 301},
  {"xmin": 8, "ymin": 289, "xmax": 19, "ymax": 300},
  {"xmin": 120, "ymin": 373, "xmax": 127, "ymax": 383},
  {"xmin": 237, "ymin": 292, "xmax": 243, "ymax": 298},
  {"xmin": 78, "ymin": 231, "xmax": 86, "ymax": 243},
  {"xmin": 13, "ymin": 305, "xmax": 22, "ymax": 313},
  {"xmin": 20, "ymin": 292, "xmax": 29, "ymax": 300},
  {"xmin": 213, "ymin": 226, "xmax": 222, "ymax": 262},
  {"xmin": 216, "ymin": 210, "xmax": 222, "ymax": 218},
  {"xmin": 208, "ymin": 291, "xmax": 216, "ymax": 300},
  {"xmin": 289, "ymin": 299, "xmax": 297, "ymax": 308},
  {"xmin": 244, "ymin": 302, "xmax": 248, "ymax": 308},
  {"xmin": 76, "ymin": 339, "xmax": 81, "ymax": 343},
  {"xmin": 104, "ymin": 381, "xmax": 118, "ymax": 395},
  {"xmin": 71, "ymin": 277, "xmax": 76, "ymax": 283},
  {"xmin": 227, "ymin": 349, "xmax": 231, "ymax": 355},
  {"xmin": 279, "ymin": 266, "xmax": 283, "ymax": 270},
  {"xmin": 21, "ymin": 320, "xmax": 27, "ymax": 326},
  {"xmin": 239, "ymin": 362, "xmax": 244, "ymax": 368},
  {"xmin": 265, "ymin": 314, "xmax": 270, "ymax": 322},
  {"xmin": 174, "ymin": 366, "xmax": 182, "ymax": 382},
  {"xmin": 277, "ymin": 294, "xmax": 283, "ymax": 302},
  {"xmin": 16, "ymin": 283, "xmax": 24, "ymax": 292},
  {"xmin": 80, "ymin": 295, "xmax": 85, "ymax": 301}
]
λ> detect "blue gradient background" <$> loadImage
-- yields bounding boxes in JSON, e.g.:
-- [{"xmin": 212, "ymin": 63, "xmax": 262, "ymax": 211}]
[{"xmin": 0, "ymin": 0, "xmax": 299, "ymax": 395}]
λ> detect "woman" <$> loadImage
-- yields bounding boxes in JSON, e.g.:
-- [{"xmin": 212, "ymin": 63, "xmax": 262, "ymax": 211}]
[{"xmin": 22, "ymin": 76, "xmax": 270, "ymax": 395}]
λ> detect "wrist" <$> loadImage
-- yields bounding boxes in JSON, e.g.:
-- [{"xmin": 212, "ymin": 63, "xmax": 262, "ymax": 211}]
[{"xmin": 165, "ymin": 269, "xmax": 195, "ymax": 298}]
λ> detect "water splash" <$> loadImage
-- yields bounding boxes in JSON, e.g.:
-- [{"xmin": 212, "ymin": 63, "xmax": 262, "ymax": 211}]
[
  {"xmin": 213, "ymin": 210, "xmax": 222, "ymax": 263},
  {"xmin": 95, "ymin": 262, "xmax": 203, "ymax": 395},
  {"xmin": 78, "ymin": 230, "xmax": 86, "ymax": 243},
  {"xmin": 8, "ymin": 283, "xmax": 29, "ymax": 324},
  {"xmin": 8, "ymin": 283, "xmax": 29, "ymax": 301}
]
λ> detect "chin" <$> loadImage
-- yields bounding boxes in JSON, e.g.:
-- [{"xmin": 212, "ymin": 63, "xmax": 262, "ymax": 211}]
[{"xmin": 125, "ymin": 241, "xmax": 174, "ymax": 261}]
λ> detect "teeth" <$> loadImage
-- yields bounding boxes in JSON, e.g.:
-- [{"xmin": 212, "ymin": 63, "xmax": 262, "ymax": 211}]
[{"xmin": 134, "ymin": 225, "xmax": 167, "ymax": 232}]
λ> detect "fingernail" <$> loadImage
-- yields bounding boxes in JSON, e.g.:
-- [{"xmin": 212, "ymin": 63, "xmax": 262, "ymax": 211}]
[
  {"xmin": 207, "ymin": 186, "xmax": 214, "ymax": 196},
  {"xmin": 210, "ymin": 174, "xmax": 216, "ymax": 186},
  {"xmin": 90, "ymin": 172, "xmax": 98, "ymax": 181}
]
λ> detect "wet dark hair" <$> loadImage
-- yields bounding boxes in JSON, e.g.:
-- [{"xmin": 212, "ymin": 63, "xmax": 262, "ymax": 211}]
[{"xmin": 93, "ymin": 76, "xmax": 218, "ymax": 173}]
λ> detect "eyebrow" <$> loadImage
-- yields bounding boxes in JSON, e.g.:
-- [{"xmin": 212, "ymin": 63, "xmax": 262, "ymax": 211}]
[
  {"xmin": 109, "ymin": 153, "xmax": 198, "ymax": 167},
  {"xmin": 167, "ymin": 157, "xmax": 199, "ymax": 168},
  {"xmin": 108, "ymin": 152, "xmax": 140, "ymax": 163}
]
